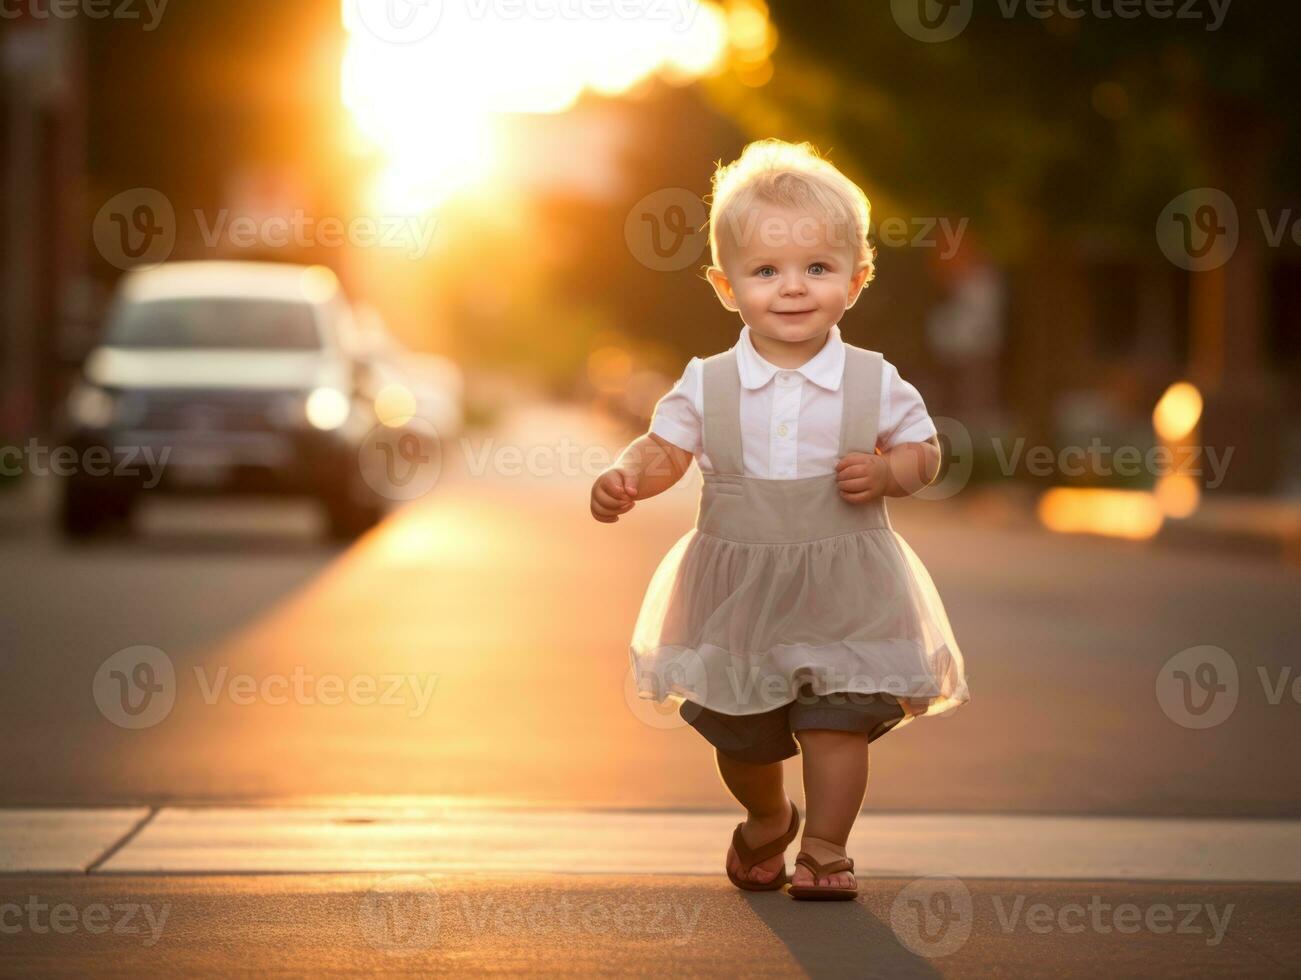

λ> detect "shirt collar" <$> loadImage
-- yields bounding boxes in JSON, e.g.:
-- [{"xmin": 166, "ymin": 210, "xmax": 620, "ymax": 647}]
[{"xmin": 735, "ymin": 323, "xmax": 846, "ymax": 392}]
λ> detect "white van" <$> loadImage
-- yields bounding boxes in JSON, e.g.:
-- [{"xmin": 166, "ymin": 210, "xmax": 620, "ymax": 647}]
[{"xmin": 61, "ymin": 261, "xmax": 387, "ymax": 539}]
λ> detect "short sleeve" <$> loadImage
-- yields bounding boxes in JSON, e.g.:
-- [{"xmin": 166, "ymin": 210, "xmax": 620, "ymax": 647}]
[
  {"xmin": 649, "ymin": 357, "xmax": 704, "ymax": 456},
  {"xmin": 877, "ymin": 359, "xmax": 937, "ymax": 451}
]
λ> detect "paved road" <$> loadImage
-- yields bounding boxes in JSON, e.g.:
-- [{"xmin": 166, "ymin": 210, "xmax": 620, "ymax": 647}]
[
  {"xmin": 2, "ymin": 402, "xmax": 1298, "ymax": 815},
  {"xmin": 1, "ymin": 873, "xmax": 1296, "ymax": 978}
]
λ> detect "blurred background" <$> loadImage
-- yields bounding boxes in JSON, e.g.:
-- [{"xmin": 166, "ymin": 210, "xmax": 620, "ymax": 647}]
[{"xmin": 0, "ymin": 1, "xmax": 1298, "ymax": 814}]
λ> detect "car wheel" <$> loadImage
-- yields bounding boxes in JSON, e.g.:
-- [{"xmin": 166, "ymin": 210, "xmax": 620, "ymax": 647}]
[{"xmin": 60, "ymin": 478, "xmax": 135, "ymax": 539}]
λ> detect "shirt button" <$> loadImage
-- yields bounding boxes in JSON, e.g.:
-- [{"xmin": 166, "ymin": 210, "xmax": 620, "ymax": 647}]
[{"xmin": 777, "ymin": 423, "xmax": 789, "ymax": 437}]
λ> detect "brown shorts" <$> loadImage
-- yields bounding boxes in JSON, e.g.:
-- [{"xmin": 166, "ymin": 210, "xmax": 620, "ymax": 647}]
[{"xmin": 679, "ymin": 684, "xmax": 906, "ymax": 765}]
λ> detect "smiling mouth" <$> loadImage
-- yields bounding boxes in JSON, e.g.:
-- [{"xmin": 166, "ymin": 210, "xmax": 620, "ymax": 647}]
[{"xmin": 773, "ymin": 309, "xmax": 816, "ymax": 316}]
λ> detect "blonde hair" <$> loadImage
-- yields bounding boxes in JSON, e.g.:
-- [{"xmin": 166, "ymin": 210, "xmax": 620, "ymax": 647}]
[{"xmin": 708, "ymin": 139, "xmax": 875, "ymax": 283}]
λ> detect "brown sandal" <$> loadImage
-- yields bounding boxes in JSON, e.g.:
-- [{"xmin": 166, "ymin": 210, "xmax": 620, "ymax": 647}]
[
  {"xmin": 726, "ymin": 800, "xmax": 800, "ymax": 892},
  {"xmin": 788, "ymin": 841, "xmax": 858, "ymax": 901}
]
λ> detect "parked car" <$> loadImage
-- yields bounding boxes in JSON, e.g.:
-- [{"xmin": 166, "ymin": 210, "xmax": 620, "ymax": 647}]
[{"xmin": 60, "ymin": 261, "xmax": 386, "ymax": 539}]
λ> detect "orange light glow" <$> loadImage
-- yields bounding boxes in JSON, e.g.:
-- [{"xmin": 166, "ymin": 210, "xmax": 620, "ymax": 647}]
[
  {"xmin": 1037, "ymin": 488, "xmax": 1165, "ymax": 540},
  {"xmin": 587, "ymin": 346, "xmax": 633, "ymax": 394},
  {"xmin": 374, "ymin": 383, "xmax": 417, "ymax": 428},
  {"xmin": 1153, "ymin": 382, "xmax": 1203, "ymax": 442},
  {"xmin": 341, "ymin": 1, "xmax": 754, "ymax": 214},
  {"xmin": 1155, "ymin": 473, "xmax": 1200, "ymax": 519}
]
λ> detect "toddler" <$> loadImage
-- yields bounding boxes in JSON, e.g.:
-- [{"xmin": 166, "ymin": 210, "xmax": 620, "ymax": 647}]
[{"xmin": 591, "ymin": 140, "xmax": 968, "ymax": 900}]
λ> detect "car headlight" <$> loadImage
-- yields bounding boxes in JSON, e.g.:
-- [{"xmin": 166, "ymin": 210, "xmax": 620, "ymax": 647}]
[
  {"xmin": 304, "ymin": 387, "xmax": 351, "ymax": 431},
  {"xmin": 67, "ymin": 384, "xmax": 116, "ymax": 428}
]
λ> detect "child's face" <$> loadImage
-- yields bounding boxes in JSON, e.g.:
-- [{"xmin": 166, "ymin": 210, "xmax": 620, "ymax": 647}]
[{"xmin": 707, "ymin": 202, "xmax": 871, "ymax": 347}]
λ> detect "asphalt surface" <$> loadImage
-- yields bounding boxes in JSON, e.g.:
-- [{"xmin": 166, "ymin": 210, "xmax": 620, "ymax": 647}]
[
  {"xmin": 1, "ymin": 874, "xmax": 1296, "ymax": 978},
  {"xmin": 2, "ymin": 403, "xmax": 1298, "ymax": 815}
]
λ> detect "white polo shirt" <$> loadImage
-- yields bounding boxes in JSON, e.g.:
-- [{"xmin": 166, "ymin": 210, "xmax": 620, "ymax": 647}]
[{"xmin": 649, "ymin": 324, "xmax": 938, "ymax": 479}]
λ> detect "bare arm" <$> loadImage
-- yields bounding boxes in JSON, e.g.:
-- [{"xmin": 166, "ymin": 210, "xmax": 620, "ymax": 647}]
[
  {"xmin": 836, "ymin": 435, "xmax": 942, "ymax": 503},
  {"xmin": 882, "ymin": 435, "xmax": 942, "ymax": 497},
  {"xmin": 591, "ymin": 432, "xmax": 694, "ymax": 523}
]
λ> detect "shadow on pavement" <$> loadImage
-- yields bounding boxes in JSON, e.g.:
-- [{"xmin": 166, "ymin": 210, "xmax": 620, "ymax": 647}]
[{"xmin": 742, "ymin": 892, "xmax": 939, "ymax": 978}]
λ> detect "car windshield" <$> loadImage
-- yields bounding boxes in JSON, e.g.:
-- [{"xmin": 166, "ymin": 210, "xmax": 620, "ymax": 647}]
[{"xmin": 106, "ymin": 298, "xmax": 321, "ymax": 350}]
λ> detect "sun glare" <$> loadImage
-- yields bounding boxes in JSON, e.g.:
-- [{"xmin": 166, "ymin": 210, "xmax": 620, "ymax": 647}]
[{"xmin": 341, "ymin": 0, "xmax": 763, "ymax": 213}]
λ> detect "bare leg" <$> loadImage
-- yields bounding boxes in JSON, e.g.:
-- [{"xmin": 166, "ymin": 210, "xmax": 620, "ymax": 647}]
[
  {"xmin": 715, "ymin": 750, "xmax": 792, "ymax": 884},
  {"xmin": 791, "ymin": 729, "xmax": 868, "ymax": 889}
]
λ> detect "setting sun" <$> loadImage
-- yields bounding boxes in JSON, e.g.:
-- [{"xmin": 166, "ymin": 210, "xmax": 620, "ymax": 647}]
[{"xmin": 340, "ymin": 0, "xmax": 763, "ymax": 213}]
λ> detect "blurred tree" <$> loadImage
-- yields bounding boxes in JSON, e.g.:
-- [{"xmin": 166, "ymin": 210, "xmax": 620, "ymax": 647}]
[{"xmin": 713, "ymin": 1, "xmax": 1301, "ymax": 488}]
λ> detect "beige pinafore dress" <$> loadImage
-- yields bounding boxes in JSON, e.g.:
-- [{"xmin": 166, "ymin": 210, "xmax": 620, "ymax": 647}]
[{"xmin": 629, "ymin": 343, "xmax": 969, "ymax": 725}]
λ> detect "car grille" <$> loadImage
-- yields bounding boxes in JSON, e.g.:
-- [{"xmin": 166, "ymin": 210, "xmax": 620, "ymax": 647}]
[{"xmin": 127, "ymin": 390, "xmax": 292, "ymax": 433}]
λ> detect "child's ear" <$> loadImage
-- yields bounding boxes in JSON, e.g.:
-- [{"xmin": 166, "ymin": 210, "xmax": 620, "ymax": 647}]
[
  {"xmin": 844, "ymin": 260, "xmax": 872, "ymax": 309},
  {"xmin": 706, "ymin": 266, "xmax": 739, "ymax": 312}
]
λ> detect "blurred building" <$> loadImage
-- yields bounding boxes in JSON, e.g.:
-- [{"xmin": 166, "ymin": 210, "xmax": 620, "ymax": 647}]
[{"xmin": 1, "ymin": 12, "xmax": 84, "ymax": 437}]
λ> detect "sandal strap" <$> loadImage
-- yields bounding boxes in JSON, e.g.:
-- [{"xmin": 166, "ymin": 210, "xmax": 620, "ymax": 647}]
[
  {"xmin": 795, "ymin": 851, "xmax": 855, "ymax": 877},
  {"xmin": 732, "ymin": 801, "xmax": 800, "ymax": 868}
]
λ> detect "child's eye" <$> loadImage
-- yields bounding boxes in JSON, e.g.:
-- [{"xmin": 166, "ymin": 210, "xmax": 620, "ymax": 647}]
[
  {"xmin": 755, "ymin": 266, "xmax": 776, "ymax": 278},
  {"xmin": 808, "ymin": 263, "xmax": 827, "ymax": 275}
]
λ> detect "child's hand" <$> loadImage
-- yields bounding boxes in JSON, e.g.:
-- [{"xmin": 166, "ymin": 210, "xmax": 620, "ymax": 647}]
[
  {"xmin": 835, "ymin": 451, "xmax": 890, "ymax": 504},
  {"xmin": 591, "ymin": 467, "xmax": 639, "ymax": 523}
]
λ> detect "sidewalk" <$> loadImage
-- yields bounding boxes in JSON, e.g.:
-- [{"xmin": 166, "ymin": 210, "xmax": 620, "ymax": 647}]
[{"xmin": 2, "ymin": 805, "xmax": 1299, "ymax": 977}]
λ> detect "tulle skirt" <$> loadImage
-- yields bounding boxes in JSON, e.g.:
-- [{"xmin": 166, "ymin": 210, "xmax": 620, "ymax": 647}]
[{"xmin": 629, "ymin": 522, "xmax": 969, "ymax": 721}]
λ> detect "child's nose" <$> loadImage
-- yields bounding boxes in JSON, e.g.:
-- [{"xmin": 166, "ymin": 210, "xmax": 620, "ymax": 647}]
[{"xmin": 779, "ymin": 275, "xmax": 807, "ymax": 295}]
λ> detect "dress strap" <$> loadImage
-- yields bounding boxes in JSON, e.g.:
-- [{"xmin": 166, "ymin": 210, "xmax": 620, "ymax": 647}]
[
  {"xmin": 701, "ymin": 349, "xmax": 744, "ymax": 475},
  {"xmin": 838, "ymin": 345, "xmax": 884, "ymax": 456}
]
